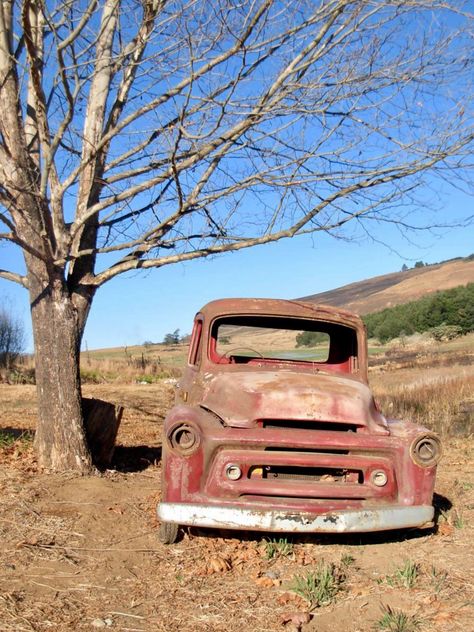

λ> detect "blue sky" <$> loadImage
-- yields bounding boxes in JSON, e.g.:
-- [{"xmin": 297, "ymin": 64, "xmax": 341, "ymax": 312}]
[
  {"xmin": 1, "ymin": 185, "xmax": 472, "ymax": 352},
  {"xmin": 1, "ymin": 3, "xmax": 473, "ymax": 354}
]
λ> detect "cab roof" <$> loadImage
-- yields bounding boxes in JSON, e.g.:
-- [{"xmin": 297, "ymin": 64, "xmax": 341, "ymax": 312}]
[{"xmin": 198, "ymin": 298, "xmax": 364, "ymax": 331}]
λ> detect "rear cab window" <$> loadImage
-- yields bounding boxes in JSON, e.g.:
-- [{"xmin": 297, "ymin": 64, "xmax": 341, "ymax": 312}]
[{"xmin": 209, "ymin": 315, "xmax": 358, "ymax": 373}]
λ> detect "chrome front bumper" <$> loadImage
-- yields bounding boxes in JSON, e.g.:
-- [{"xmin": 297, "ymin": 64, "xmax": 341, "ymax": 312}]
[{"xmin": 157, "ymin": 502, "xmax": 434, "ymax": 533}]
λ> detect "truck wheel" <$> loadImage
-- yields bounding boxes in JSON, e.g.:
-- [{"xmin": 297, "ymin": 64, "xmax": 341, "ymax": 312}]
[{"xmin": 159, "ymin": 521, "xmax": 179, "ymax": 544}]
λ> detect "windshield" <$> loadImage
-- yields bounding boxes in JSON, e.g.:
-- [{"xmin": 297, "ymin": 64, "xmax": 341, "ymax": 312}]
[{"xmin": 212, "ymin": 315, "xmax": 357, "ymax": 367}]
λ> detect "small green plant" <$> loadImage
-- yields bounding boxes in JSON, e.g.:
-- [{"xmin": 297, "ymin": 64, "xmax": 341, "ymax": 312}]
[
  {"xmin": 430, "ymin": 566, "xmax": 448, "ymax": 593},
  {"xmin": 376, "ymin": 605, "xmax": 421, "ymax": 632},
  {"xmin": 453, "ymin": 477, "xmax": 473, "ymax": 493},
  {"xmin": 385, "ymin": 560, "xmax": 419, "ymax": 589},
  {"xmin": 263, "ymin": 537, "xmax": 293, "ymax": 560},
  {"xmin": 0, "ymin": 429, "xmax": 16, "ymax": 448},
  {"xmin": 0, "ymin": 429, "xmax": 33, "ymax": 448},
  {"xmin": 440, "ymin": 506, "xmax": 465, "ymax": 529},
  {"xmin": 137, "ymin": 374, "xmax": 155, "ymax": 384},
  {"xmin": 396, "ymin": 560, "xmax": 419, "ymax": 589},
  {"xmin": 452, "ymin": 508, "xmax": 465, "ymax": 529},
  {"xmin": 341, "ymin": 553, "xmax": 356, "ymax": 568},
  {"xmin": 290, "ymin": 562, "xmax": 342, "ymax": 608}
]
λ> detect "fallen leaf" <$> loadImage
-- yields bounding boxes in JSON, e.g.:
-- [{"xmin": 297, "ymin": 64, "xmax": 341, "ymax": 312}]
[
  {"xmin": 437, "ymin": 523, "xmax": 454, "ymax": 536},
  {"xmin": 277, "ymin": 592, "xmax": 302, "ymax": 606},
  {"xmin": 277, "ymin": 593, "xmax": 294, "ymax": 606},
  {"xmin": 280, "ymin": 611, "xmax": 311, "ymax": 629},
  {"xmin": 433, "ymin": 611, "xmax": 456, "ymax": 623},
  {"xmin": 351, "ymin": 587, "xmax": 371, "ymax": 597},
  {"xmin": 208, "ymin": 556, "xmax": 231, "ymax": 573},
  {"xmin": 255, "ymin": 576, "xmax": 275, "ymax": 588}
]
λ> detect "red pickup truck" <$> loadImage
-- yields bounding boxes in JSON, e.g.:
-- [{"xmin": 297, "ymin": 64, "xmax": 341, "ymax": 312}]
[{"xmin": 157, "ymin": 299, "xmax": 441, "ymax": 543}]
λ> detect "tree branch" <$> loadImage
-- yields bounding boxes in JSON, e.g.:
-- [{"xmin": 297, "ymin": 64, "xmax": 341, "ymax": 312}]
[
  {"xmin": 92, "ymin": 141, "xmax": 465, "ymax": 287},
  {"xmin": 0, "ymin": 269, "xmax": 29, "ymax": 288}
]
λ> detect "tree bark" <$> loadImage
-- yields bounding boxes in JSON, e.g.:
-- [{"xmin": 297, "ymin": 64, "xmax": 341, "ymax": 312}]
[{"xmin": 30, "ymin": 274, "xmax": 94, "ymax": 473}]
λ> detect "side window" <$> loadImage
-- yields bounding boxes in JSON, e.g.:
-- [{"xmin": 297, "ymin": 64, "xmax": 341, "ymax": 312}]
[{"xmin": 188, "ymin": 318, "xmax": 203, "ymax": 366}]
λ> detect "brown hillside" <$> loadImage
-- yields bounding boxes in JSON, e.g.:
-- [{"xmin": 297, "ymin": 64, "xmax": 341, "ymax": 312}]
[{"xmin": 299, "ymin": 257, "xmax": 474, "ymax": 314}]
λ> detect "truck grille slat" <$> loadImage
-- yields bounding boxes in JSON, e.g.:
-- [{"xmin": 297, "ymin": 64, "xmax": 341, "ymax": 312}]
[{"xmin": 261, "ymin": 420, "xmax": 359, "ymax": 432}]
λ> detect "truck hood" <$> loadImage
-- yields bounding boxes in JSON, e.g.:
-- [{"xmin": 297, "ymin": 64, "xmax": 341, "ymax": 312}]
[{"xmin": 200, "ymin": 369, "xmax": 387, "ymax": 432}]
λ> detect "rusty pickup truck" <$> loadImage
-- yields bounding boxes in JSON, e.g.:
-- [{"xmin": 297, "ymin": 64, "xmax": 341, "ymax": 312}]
[{"xmin": 157, "ymin": 299, "xmax": 441, "ymax": 543}]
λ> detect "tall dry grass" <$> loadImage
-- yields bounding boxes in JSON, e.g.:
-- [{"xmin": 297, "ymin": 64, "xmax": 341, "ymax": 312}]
[
  {"xmin": 5, "ymin": 337, "xmax": 473, "ymax": 436},
  {"xmin": 372, "ymin": 371, "xmax": 474, "ymax": 436},
  {"xmin": 3, "ymin": 347, "xmax": 184, "ymax": 385},
  {"xmin": 80, "ymin": 355, "xmax": 183, "ymax": 383}
]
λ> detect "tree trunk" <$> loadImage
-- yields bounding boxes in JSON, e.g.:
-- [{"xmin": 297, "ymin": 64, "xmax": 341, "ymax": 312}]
[{"xmin": 30, "ymin": 276, "xmax": 94, "ymax": 473}]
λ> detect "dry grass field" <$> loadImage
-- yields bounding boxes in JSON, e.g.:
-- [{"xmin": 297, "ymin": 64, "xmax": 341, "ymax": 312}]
[{"xmin": 1, "ymin": 335, "xmax": 473, "ymax": 632}]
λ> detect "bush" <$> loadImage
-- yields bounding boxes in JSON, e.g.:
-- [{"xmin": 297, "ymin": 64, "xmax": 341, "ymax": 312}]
[
  {"xmin": 430, "ymin": 324, "xmax": 463, "ymax": 342},
  {"xmin": 364, "ymin": 283, "xmax": 474, "ymax": 343},
  {"xmin": 163, "ymin": 329, "xmax": 180, "ymax": 345},
  {"xmin": 295, "ymin": 330, "xmax": 328, "ymax": 347},
  {"xmin": 80, "ymin": 368, "xmax": 103, "ymax": 384}
]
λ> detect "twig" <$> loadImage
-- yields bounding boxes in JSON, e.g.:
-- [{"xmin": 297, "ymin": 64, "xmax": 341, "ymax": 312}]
[
  {"xmin": 30, "ymin": 580, "xmax": 87, "ymax": 592},
  {"xmin": 108, "ymin": 611, "xmax": 145, "ymax": 620},
  {"xmin": 13, "ymin": 543, "xmax": 165, "ymax": 555}
]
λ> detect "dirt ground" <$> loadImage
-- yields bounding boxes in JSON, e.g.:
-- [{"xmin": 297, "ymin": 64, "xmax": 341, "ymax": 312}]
[{"xmin": 1, "ymin": 381, "xmax": 474, "ymax": 632}]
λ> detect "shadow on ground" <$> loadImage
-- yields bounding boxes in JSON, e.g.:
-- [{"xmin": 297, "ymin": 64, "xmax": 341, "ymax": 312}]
[
  {"xmin": 433, "ymin": 491, "xmax": 453, "ymax": 520},
  {"xmin": 0, "ymin": 426, "xmax": 35, "ymax": 441},
  {"xmin": 183, "ymin": 524, "xmax": 438, "ymax": 547},
  {"xmin": 111, "ymin": 444, "xmax": 162, "ymax": 472}
]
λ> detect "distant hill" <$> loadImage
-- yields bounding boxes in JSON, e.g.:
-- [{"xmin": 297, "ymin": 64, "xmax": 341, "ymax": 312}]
[{"xmin": 299, "ymin": 255, "xmax": 474, "ymax": 315}]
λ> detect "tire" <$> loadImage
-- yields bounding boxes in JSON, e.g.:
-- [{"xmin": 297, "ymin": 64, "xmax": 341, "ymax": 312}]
[{"xmin": 159, "ymin": 521, "xmax": 179, "ymax": 544}]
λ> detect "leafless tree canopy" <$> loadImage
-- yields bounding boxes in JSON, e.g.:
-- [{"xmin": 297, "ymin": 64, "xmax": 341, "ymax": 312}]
[
  {"xmin": 0, "ymin": 0, "xmax": 473, "ymax": 291},
  {"xmin": 0, "ymin": 0, "xmax": 473, "ymax": 470},
  {"xmin": 0, "ymin": 303, "xmax": 25, "ymax": 368}
]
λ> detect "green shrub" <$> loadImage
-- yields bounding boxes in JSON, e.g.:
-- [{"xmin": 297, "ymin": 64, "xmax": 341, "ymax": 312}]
[
  {"xmin": 295, "ymin": 330, "xmax": 328, "ymax": 347},
  {"xmin": 80, "ymin": 368, "xmax": 102, "ymax": 383},
  {"xmin": 364, "ymin": 283, "xmax": 474, "ymax": 343},
  {"xmin": 430, "ymin": 324, "xmax": 463, "ymax": 341}
]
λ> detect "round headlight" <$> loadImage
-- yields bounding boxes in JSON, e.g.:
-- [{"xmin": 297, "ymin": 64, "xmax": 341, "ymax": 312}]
[
  {"xmin": 169, "ymin": 423, "xmax": 200, "ymax": 455},
  {"xmin": 410, "ymin": 434, "xmax": 442, "ymax": 468}
]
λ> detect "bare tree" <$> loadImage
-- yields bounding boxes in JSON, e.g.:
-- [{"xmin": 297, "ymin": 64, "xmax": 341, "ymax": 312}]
[
  {"xmin": 0, "ymin": 0, "xmax": 472, "ymax": 471},
  {"xmin": 0, "ymin": 302, "xmax": 25, "ymax": 370}
]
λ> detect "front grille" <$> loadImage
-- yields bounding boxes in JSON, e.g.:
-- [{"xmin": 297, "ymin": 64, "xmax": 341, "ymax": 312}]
[
  {"xmin": 249, "ymin": 465, "xmax": 363, "ymax": 484},
  {"xmin": 205, "ymin": 441, "xmax": 395, "ymax": 504}
]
